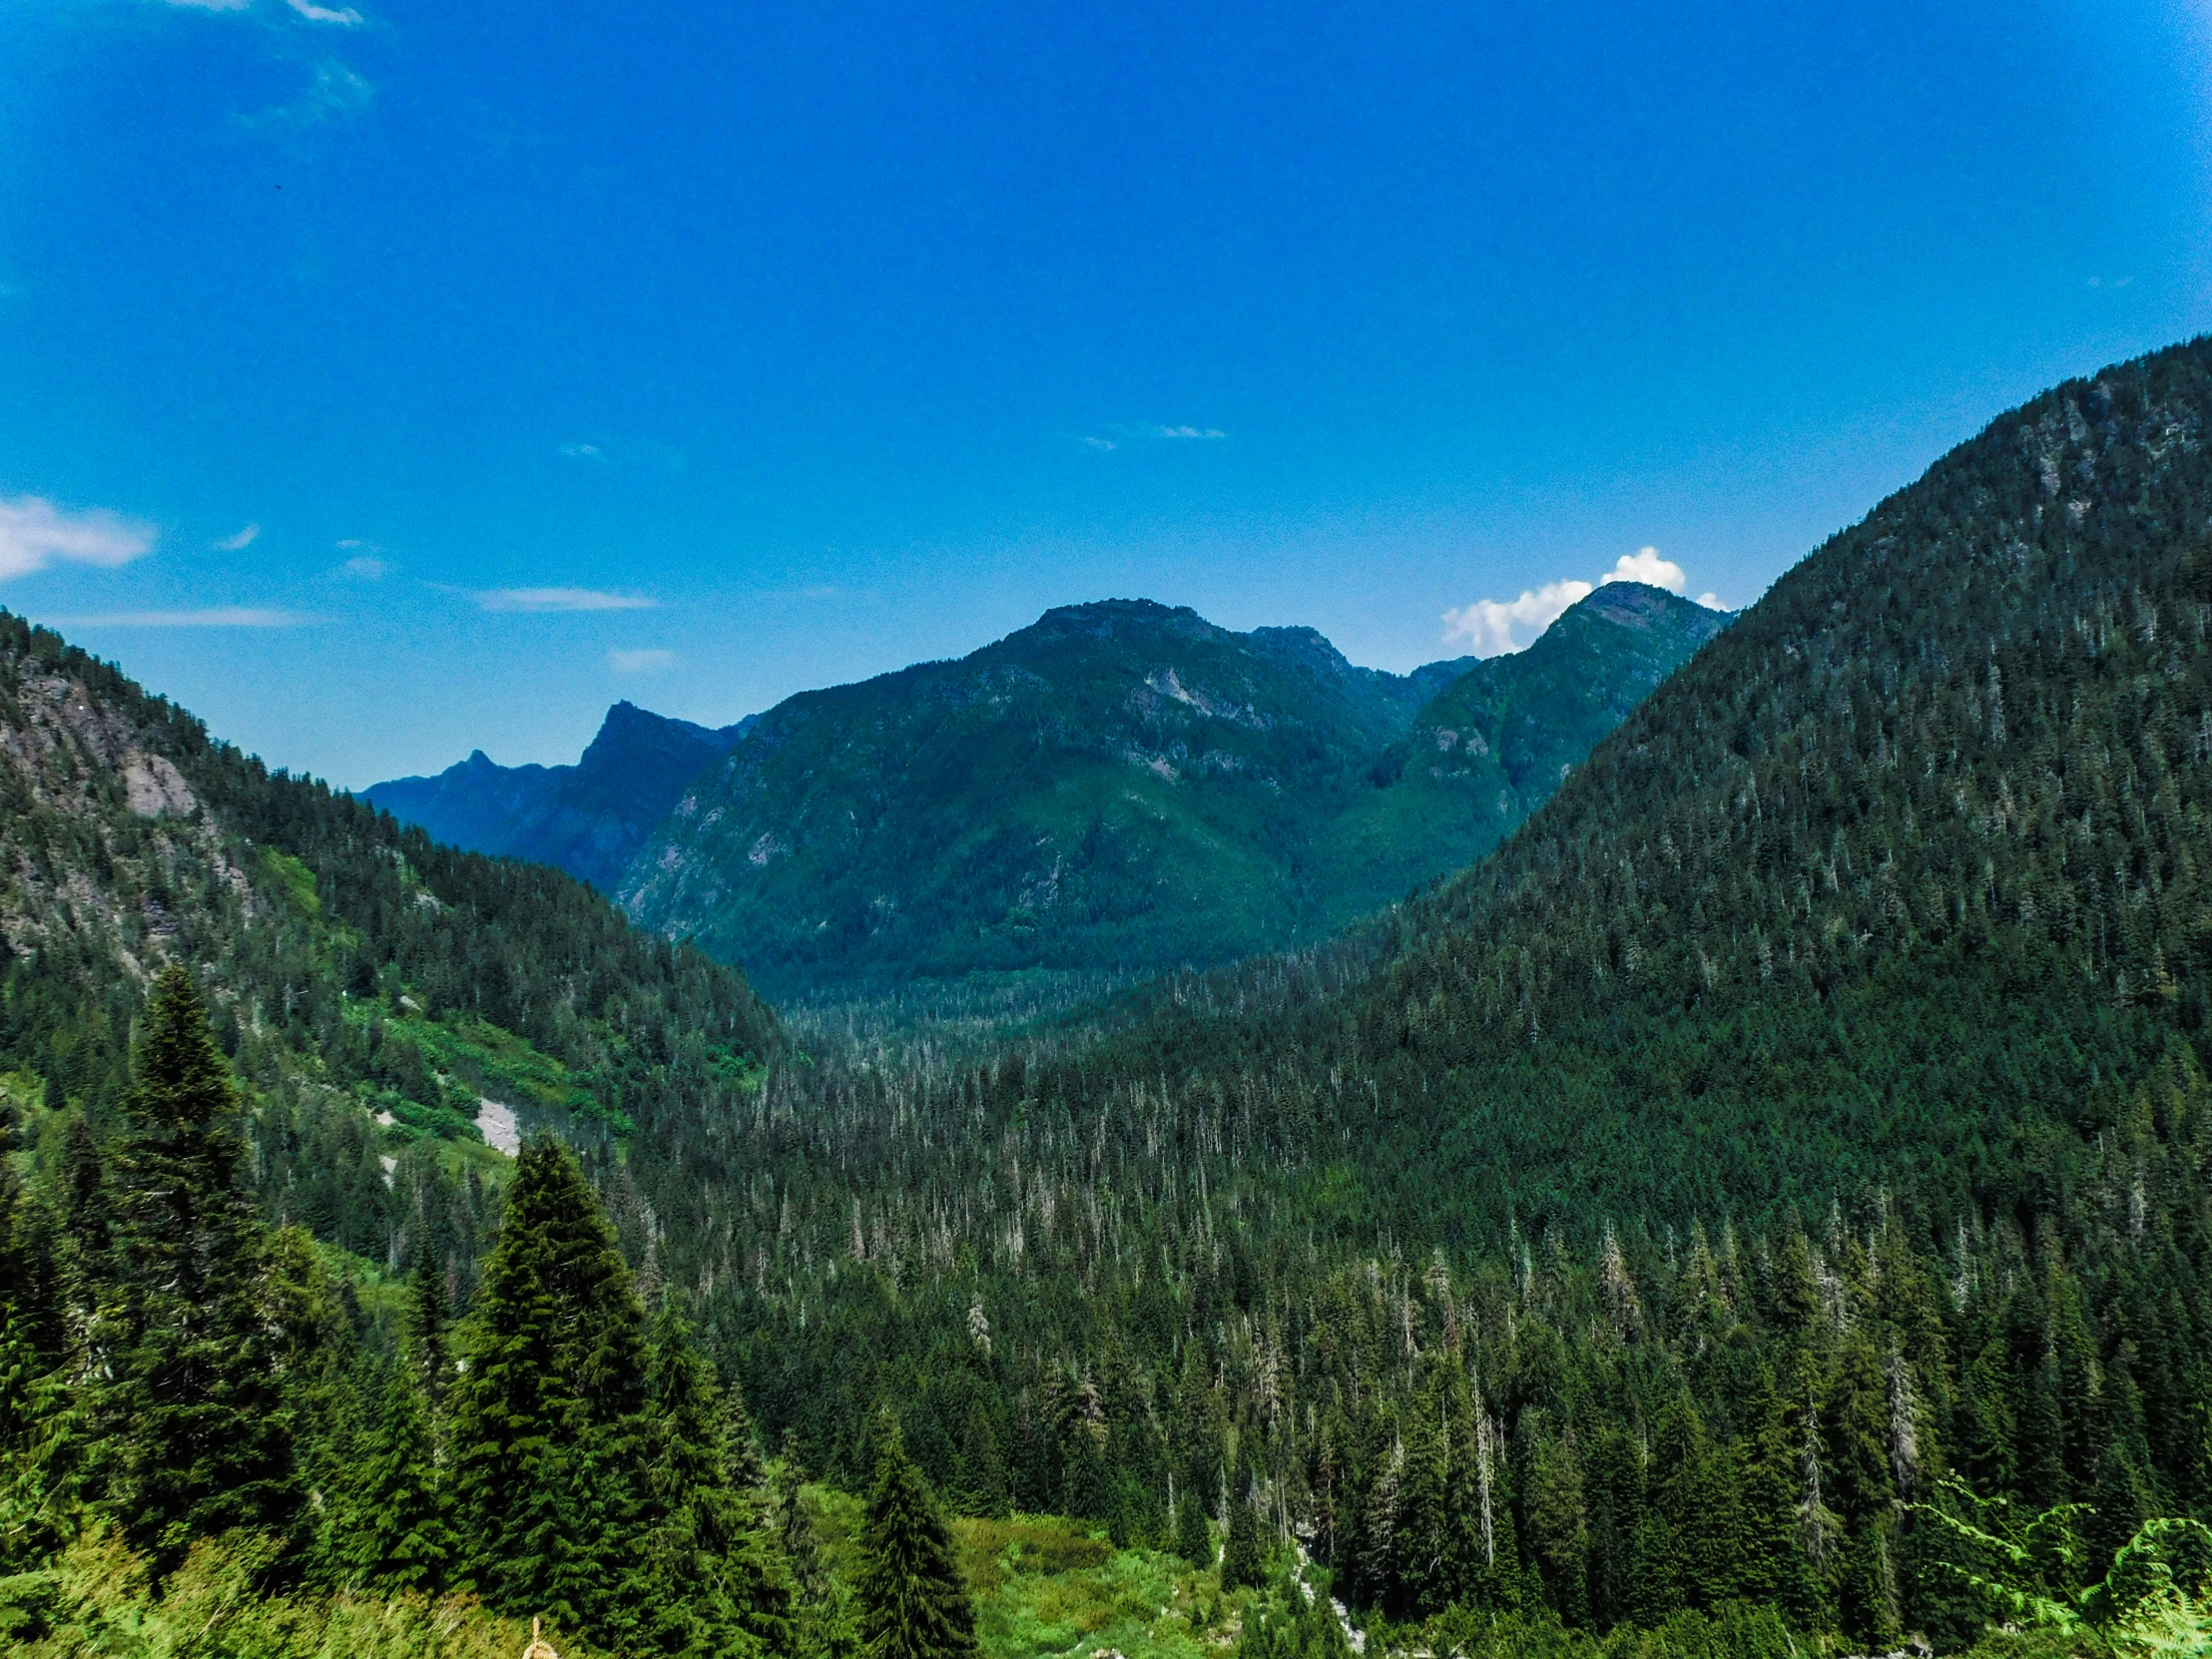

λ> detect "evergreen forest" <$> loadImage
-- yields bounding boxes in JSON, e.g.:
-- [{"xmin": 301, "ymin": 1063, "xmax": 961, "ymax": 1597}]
[{"xmin": 9, "ymin": 341, "xmax": 2212, "ymax": 1658}]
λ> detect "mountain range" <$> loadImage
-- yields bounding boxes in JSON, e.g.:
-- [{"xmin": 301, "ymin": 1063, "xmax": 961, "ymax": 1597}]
[
  {"xmin": 362, "ymin": 701, "xmax": 754, "ymax": 895},
  {"xmin": 369, "ymin": 583, "xmax": 1728, "ymax": 998},
  {"xmin": 7, "ymin": 340, "xmax": 2212, "ymax": 1657}
]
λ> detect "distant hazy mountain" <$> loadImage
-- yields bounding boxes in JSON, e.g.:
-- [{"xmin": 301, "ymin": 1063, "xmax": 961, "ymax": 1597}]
[
  {"xmin": 364, "ymin": 701, "xmax": 753, "ymax": 893},
  {"xmin": 618, "ymin": 587, "xmax": 1728, "ymax": 996}
]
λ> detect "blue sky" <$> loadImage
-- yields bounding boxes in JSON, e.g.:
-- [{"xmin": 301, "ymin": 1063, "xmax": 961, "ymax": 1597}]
[{"xmin": 2, "ymin": 0, "xmax": 2207, "ymax": 787}]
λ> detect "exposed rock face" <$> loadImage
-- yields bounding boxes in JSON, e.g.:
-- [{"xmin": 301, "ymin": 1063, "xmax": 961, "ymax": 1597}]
[
  {"xmin": 0, "ymin": 653, "xmax": 247, "ymax": 985},
  {"xmin": 363, "ymin": 701, "xmax": 753, "ymax": 892}
]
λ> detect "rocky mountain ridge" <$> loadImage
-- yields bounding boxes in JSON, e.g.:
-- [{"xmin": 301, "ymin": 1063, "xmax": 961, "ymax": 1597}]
[
  {"xmin": 363, "ymin": 700, "xmax": 753, "ymax": 894},
  {"xmin": 619, "ymin": 587, "xmax": 1727, "ymax": 996}
]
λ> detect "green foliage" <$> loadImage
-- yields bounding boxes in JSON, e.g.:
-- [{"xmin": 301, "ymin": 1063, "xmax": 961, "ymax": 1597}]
[
  {"xmin": 342, "ymin": 1337, "xmax": 454, "ymax": 1593},
  {"xmin": 1236, "ymin": 1581, "xmax": 1353, "ymax": 1659},
  {"xmin": 0, "ymin": 1521, "xmax": 611, "ymax": 1659},
  {"xmin": 637, "ymin": 1296, "xmax": 793, "ymax": 1659},
  {"xmin": 855, "ymin": 1419, "xmax": 980, "ymax": 1659},
  {"xmin": 1175, "ymin": 1490, "xmax": 1212, "ymax": 1570},
  {"xmin": 446, "ymin": 1135, "xmax": 649, "ymax": 1640},
  {"xmin": 88, "ymin": 967, "xmax": 296, "ymax": 1573},
  {"xmin": 620, "ymin": 590, "xmax": 1722, "ymax": 999},
  {"xmin": 1220, "ymin": 1462, "xmax": 1267, "ymax": 1591},
  {"xmin": 1915, "ymin": 1481, "xmax": 2212, "ymax": 1651}
]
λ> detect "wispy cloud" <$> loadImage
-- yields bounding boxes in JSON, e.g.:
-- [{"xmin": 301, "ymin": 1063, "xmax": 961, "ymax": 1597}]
[
  {"xmin": 214, "ymin": 523, "xmax": 261, "ymax": 551},
  {"xmin": 608, "ymin": 647, "xmax": 673, "ymax": 673},
  {"xmin": 53, "ymin": 607, "xmax": 308, "ymax": 628},
  {"xmin": 285, "ymin": 0, "xmax": 363, "ymax": 22},
  {"xmin": 559, "ymin": 442, "xmax": 606, "ymax": 461},
  {"xmin": 0, "ymin": 496, "xmax": 156, "ymax": 580},
  {"xmin": 249, "ymin": 58, "xmax": 371, "ymax": 126},
  {"xmin": 1082, "ymin": 422, "xmax": 1228, "ymax": 452},
  {"xmin": 478, "ymin": 587, "xmax": 657, "ymax": 613},
  {"xmin": 163, "ymin": 0, "xmax": 252, "ymax": 10},
  {"xmin": 1442, "ymin": 546, "xmax": 1724, "ymax": 656},
  {"xmin": 340, "ymin": 555, "xmax": 388, "ymax": 578}
]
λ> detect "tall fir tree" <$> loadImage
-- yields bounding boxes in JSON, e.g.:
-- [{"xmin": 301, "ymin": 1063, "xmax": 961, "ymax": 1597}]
[
  {"xmin": 637, "ymin": 1296, "xmax": 794, "ymax": 1659},
  {"xmin": 447, "ymin": 1134, "xmax": 650, "ymax": 1644},
  {"xmin": 90, "ymin": 965, "xmax": 296, "ymax": 1572},
  {"xmin": 775, "ymin": 1428, "xmax": 826, "ymax": 1599},
  {"xmin": 344, "ymin": 1335, "xmax": 455, "ymax": 1592},
  {"xmin": 722, "ymin": 1375, "xmax": 770, "ymax": 1492},
  {"xmin": 1176, "ymin": 1473, "xmax": 1215, "ymax": 1568},
  {"xmin": 854, "ymin": 1416, "xmax": 979, "ymax": 1659},
  {"xmin": 406, "ymin": 1251, "xmax": 450, "ymax": 1403},
  {"xmin": 1221, "ymin": 1455, "xmax": 1268, "ymax": 1591}
]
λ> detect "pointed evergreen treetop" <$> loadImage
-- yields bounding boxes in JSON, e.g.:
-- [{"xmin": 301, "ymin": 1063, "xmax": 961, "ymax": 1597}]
[
  {"xmin": 129, "ymin": 965, "xmax": 241, "ymax": 1132},
  {"xmin": 97, "ymin": 963, "xmax": 296, "ymax": 1570},
  {"xmin": 855, "ymin": 1415, "xmax": 979, "ymax": 1659},
  {"xmin": 722, "ymin": 1374, "xmax": 769, "ymax": 1492},
  {"xmin": 448, "ymin": 1133, "xmax": 647, "ymax": 1615}
]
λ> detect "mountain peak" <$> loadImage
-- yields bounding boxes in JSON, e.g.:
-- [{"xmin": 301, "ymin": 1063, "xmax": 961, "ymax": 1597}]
[
  {"xmin": 1021, "ymin": 598, "xmax": 1215, "ymax": 646},
  {"xmin": 1247, "ymin": 624, "xmax": 1355, "ymax": 679},
  {"xmin": 1572, "ymin": 580, "xmax": 1712, "ymax": 630},
  {"xmin": 369, "ymin": 700, "xmax": 750, "ymax": 893}
]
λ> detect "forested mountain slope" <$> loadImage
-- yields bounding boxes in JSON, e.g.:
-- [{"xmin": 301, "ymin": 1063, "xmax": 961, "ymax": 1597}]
[
  {"xmin": 600, "ymin": 340, "xmax": 2212, "ymax": 1654},
  {"xmin": 364, "ymin": 700, "xmax": 753, "ymax": 894},
  {"xmin": 620, "ymin": 591, "xmax": 1722, "ymax": 999},
  {"xmin": 0, "ymin": 615, "xmax": 779, "ymax": 1278},
  {"xmin": 1334, "ymin": 583, "xmax": 1730, "ymax": 888},
  {"xmin": 1328, "ymin": 338, "xmax": 2212, "ymax": 1224},
  {"xmin": 10, "ymin": 343, "xmax": 2212, "ymax": 1659}
]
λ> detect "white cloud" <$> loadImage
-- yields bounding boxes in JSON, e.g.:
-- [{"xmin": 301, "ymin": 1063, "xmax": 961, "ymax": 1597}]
[
  {"xmin": 478, "ymin": 587, "xmax": 657, "ymax": 613},
  {"xmin": 0, "ymin": 496, "xmax": 156, "ymax": 580},
  {"xmin": 1082, "ymin": 436, "xmax": 1116, "ymax": 452},
  {"xmin": 285, "ymin": 0, "xmax": 363, "ymax": 21},
  {"xmin": 214, "ymin": 523, "xmax": 261, "ymax": 551},
  {"xmin": 1154, "ymin": 425, "xmax": 1227, "ymax": 440},
  {"xmin": 560, "ymin": 442, "xmax": 606, "ymax": 461},
  {"xmin": 1441, "ymin": 579, "xmax": 1593, "ymax": 657},
  {"xmin": 340, "ymin": 555, "xmax": 388, "ymax": 578},
  {"xmin": 164, "ymin": 0, "xmax": 252, "ymax": 10},
  {"xmin": 1443, "ymin": 546, "xmax": 1728, "ymax": 655},
  {"xmin": 1600, "ymin": 546, "xmax": 1687, "ymax": 593},
  {"xmin": 608, "ymin": 647, "xmax": 673, "ymax": 673},
  {"xmin": 53, "ymin": 608, "xmax": 307, "ymax": 627}
]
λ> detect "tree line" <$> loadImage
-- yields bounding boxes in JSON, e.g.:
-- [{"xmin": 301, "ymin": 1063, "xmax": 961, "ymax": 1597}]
[{"xmin": 0, "ymin": 968, "xmax": 978, "ymax": 1659}]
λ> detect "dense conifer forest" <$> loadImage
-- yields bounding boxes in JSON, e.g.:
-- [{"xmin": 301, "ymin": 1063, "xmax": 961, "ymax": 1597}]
[{"xmin": 9, "ymin": 340, "xmax": 2212, "ymax": 1656}]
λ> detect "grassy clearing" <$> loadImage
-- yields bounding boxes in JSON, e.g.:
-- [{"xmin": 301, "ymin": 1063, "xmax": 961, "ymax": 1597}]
[
  {"xmin": 340, "ymin": 997, "xmax": 634, "ymax": 1139},
  {"xmin": 807, "ymin": 1485, "xmax": 1262, "ymax": 1659}
]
